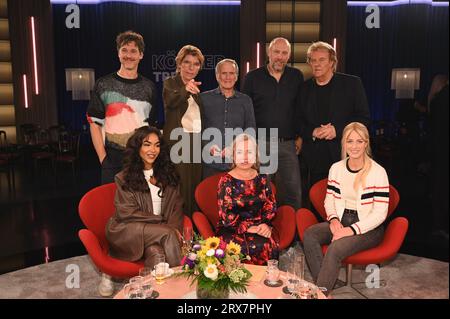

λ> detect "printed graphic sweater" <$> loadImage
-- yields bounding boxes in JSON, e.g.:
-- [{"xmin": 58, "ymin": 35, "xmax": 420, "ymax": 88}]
[{"xmin": 87, "ymin": 72, "xmax": 157, "ymax": 149}]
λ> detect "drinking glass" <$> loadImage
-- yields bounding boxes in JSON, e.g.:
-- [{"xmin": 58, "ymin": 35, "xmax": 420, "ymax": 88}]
[
  {"xmin": 154, "ymin": 254, "xmax": 167, "ymax": 285},
  {"xmin": 139, "ymin": 267, "xmax": 155, "ymax": 299},
  {"xmin": 123, "ymin": 282, "xmax": 144, "ymax": 299},
  {"xmin": 286, "ymin": 253, "xmax": 305, "ymax": 293},
  {"xmin": 296, "ymin": 280, "xmax": 318, "ymax": 299},
  {"xmin": 266, "ymin": 259, "xmax": 280, "ymax": 284}
]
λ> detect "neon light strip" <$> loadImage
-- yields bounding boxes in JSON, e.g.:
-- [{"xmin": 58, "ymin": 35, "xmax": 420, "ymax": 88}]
[
  {"xmin": 256, "ymin": 42, "xmax": 260, "ymax": 69},
  {"xmin": 23, "ymin": 74, "xmax": 29, "ymax": 108},
  {"xmin": 246, "ymin": 61, "xmax": 250, "ymax": 74},
  {"xmin": 348, "ymin": 0, "xmax": 448, "ymax": 7},
  {"xmin": 333, "ymin": 37, "xmax": 337, "ymax": 51},
  {"xmin": 45, "ymin": 246, "xmax": 50, "ymax": 263},
  {"xmin": 31, "ymin": 17, "xmax": 39, "ymax": 95},
  {"xmin": 51, "ymin": 0, "xmax": 240, "ymax": 5}
]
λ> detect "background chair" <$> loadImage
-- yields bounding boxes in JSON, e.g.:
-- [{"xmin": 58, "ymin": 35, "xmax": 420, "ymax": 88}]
[
  {"xmin": 31, "ymin": 129, "xmax": 56, "ymax": 177},
  {"xmin": 19, "ymin": 123, "xmax": 39, "ymax": 145},
  {"xmin": 296, "ymin": 178, "xmax": 408, "ymax": 296},
  {"xmin": 78, "ymin": 183, "xmax": 193, "ymax": 279},
  {"xmin": 192, "ymin": 173, "xmax": 296, "ymax": 255},
  {"xmin": 0, "ymin": 130, "xmax": 20, "ymax": 192},
  {"xmin": 55, "ymin": 130, "xmax": 80, "ymax": 181}
]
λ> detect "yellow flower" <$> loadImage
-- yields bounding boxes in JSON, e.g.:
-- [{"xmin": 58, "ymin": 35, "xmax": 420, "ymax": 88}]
[
  {"xmin": 204, "ymin": 237, "xmax": 220, "ymax": 250},
  {"xmin": 226, "ymin": 241, "xmax": 241, "ymax": 255},
  {"xmin": 197, "ymin": 247, "xmax": 208, "ymax": 259}
]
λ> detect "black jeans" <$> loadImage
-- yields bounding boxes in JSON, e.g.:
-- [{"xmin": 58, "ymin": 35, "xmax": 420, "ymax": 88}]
[
  {"xmin": 303, "ymin": 210, "xmax": 384, "ymax": 295},
  {"xmin": 101, "ymin": 147, "xmax": 124, "ymax": 184}
]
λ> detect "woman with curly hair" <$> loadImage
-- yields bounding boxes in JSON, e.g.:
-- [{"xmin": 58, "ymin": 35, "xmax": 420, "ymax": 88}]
[{"xmin": 104, "ymin": 126, "xmax": 183, "ymax": 279}]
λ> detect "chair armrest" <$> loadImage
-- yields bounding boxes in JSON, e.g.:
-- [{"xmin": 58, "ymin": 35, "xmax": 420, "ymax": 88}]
[
  {"xmin": 192, "ymin": 211, "xmax": 215, "ymax": 239},
  {"xmin": 378, "ymin": 217, "xmax": 409, "ymax": 258},
  {"xmin": 183, "ymin": 215, "xmax": 193, "ymax": 229},
  {"xmin": 79, "ymin": 229, "xmax": 105, "ymax": 257},
  {"xmin": 296, "ymin": 208, "xmax": 319, "ymax": 242},
  {"xmin": 273, "ymin": 205, "xmax": 296, "ymax": 250},
  {"xmin": 78, "ymin": 229, "xmax": 143, "ymax": 278}
]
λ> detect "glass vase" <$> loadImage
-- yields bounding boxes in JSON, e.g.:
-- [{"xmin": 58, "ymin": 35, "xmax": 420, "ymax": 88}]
[{"xmin": 196, "ymin": 284, "xmax": 230, "ymax": 299}]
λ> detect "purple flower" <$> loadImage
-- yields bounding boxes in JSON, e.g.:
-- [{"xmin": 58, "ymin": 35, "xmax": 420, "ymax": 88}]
[
  {"xmin": 215, "ymin": 249, "xmax": 225, "ymax": 258},
  {"xmin": 188, "ymin": 253, "xmax": 197, "ymax": 261},
  {"xmin": 182, "ymin": 256, "xmax": 195, "ymax": 269},
  {"xmin": 193, "ymin": 244, "xmax": 201, "ymax": 251}
]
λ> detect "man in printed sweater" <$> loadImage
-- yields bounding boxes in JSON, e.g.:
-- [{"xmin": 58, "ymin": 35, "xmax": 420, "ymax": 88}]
[{"xmin": 87, "ymin": 30, "xmax": 158, "ymax": 184}]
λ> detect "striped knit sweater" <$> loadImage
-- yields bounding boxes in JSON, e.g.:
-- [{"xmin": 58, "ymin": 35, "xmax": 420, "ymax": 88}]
[{"xmin": 324, "ymin": 158, "xmax": 390, "ymax": 235}]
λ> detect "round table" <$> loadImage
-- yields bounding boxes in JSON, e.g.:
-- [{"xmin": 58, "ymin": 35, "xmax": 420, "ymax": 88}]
[{"xmin": 114, "ymin": 264, "xmax": 326, "ymax": 299}]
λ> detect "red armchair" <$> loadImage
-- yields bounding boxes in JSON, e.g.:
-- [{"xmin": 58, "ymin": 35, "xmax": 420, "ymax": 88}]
[
  {"xmin": 78, "ymin": 183, "xmax": 193, "ymax": 279},
  {"xmin": 296, "ymin": 179, "xmax": 408, "ymax": 291},
  {"xmin": 192, "ymin": 173, "xmax": 296, "ymax": 253}
]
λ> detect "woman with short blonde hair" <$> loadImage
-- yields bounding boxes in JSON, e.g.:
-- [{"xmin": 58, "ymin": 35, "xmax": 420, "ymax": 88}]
[{"xmin": 163, "ymin": 44, "xmax": 205, "ymax": 217}]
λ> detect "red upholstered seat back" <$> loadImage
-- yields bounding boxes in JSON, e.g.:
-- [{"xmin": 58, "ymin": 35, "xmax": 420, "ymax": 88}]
[
  {"xmin": 195, "ymin": 173, "xmax": 227, "ymax": 229},
  {"xmin": 78, "ymin": 183, "xmax": 117, "ymax": 249}
]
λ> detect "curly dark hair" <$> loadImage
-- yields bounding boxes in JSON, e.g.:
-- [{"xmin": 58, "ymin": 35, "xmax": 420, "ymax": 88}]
[{"xmin": 122, "ymin": 126, "xmax": 179, "ymax": 196}]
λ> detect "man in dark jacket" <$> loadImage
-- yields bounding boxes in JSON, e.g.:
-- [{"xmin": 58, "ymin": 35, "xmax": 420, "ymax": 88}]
[{"xmin": 300, "ymin": 41, "xmax": 370, "ymax": 188}]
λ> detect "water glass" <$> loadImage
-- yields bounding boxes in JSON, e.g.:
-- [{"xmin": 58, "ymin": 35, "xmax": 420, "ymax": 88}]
[
  {"xmin": 286, "ymin": 253, "xmax": 305, "ymax": 293},
  {"xmin": 139, "ymin": 267, "xmax": 155, "ymax": 299},
  {"xmin": 266, "ymin": 259, "xmax": 280, "ymax": 284},
  {"xmin": 123, "ymin": 281, "xmax": 144, "ymax": 299},
  {"xmin": 296, "ymin": 281, "xmax": 318, "ymax": 299}
]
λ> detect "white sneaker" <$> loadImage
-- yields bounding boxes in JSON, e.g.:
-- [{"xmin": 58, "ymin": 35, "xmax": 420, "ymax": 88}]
[{"xmin": 98, "ymin": 273, "xmax": 114, "ymax": 297}]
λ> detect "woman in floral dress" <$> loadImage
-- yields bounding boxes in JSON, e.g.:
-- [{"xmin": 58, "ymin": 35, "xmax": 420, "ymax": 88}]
[{"xmin": 216, "ymin": 134, "xmax": 279, "ymax": 265}]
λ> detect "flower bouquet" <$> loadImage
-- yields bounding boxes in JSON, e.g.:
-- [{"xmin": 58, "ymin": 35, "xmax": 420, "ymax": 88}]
[{"xmin": 178, "ymin": 236, "xmax": 252, "ymax": 299}]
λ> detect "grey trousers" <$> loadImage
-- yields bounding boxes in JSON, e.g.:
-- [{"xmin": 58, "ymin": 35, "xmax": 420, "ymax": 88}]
[
  {"xmin": 143, "ymin": 224, "xmax": 182, "ymax": 268},
  {"xmin": 303, "ymin": 221, "xmax": 384, "ymax": 294},
  {"xmin": 263, "ymin": 140, "xmax": 302, "ymax": 210}
]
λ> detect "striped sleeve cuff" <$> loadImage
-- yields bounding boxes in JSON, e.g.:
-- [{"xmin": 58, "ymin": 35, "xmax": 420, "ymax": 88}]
[
  {"xmin": 350, "ymin": 223, "xmax": 361, "ymax": 235},
  {"xmin": 327, "ymin": 214, "xmax": 339, "ymax": 221}
]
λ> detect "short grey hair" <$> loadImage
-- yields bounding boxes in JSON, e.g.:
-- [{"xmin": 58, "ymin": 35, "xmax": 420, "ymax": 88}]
[{"xmin": 215, "ymin": 58, "xmax": 239, "ymax": 78}]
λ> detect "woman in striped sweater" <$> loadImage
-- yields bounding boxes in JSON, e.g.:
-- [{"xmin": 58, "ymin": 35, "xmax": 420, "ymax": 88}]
[{"xmin": 303, "ymin": 122, "xmax": 389, "ymax": 296}]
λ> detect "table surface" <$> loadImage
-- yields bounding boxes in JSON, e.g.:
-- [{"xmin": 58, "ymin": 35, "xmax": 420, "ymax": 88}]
[{"xmin": 114, "ymin": 264, "xmax": 326, "ymax": 299}]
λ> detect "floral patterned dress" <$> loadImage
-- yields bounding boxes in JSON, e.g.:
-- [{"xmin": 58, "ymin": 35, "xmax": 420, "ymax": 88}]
[{"xmin": 216, "ymin": 173, "xmax": 279, "ymax": 265}]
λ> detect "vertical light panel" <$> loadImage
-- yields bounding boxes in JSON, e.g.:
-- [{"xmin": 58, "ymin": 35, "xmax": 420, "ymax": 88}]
[
  {"xmin": 256, "ymin": 42, "xmax": 260, "ymax": 68},
  {"xmin": 45, "ymin": 246, "xmax": 50, "ymax": 263},
  {"xmin": 246, "ymin": 61, "xmax": 250, "ymax": 74},
  {"xmin": 31, "ymin": 17, "xmax": 39, "ymax": 95},
  {"xmin": 23, "ymin": 74, "xmax": 29, "ymax": 108},
  {"xmin": 333, "ymin": 37, "xmax": 337, "ymax": 52}
]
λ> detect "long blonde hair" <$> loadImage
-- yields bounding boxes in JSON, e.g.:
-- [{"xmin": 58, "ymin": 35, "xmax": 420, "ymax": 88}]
[
  {"xmin": 230, "ymin": 133, "xmax": 260, "ymax": 171},
  {"xmin": 341, "ymin": 122, "xmax": 372, "ymax": 190}
]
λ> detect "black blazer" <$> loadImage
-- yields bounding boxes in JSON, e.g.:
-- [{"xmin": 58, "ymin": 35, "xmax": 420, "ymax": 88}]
[{"xmin": 300, "ymin": 72, "xmax": 370, "ymax": 166}]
